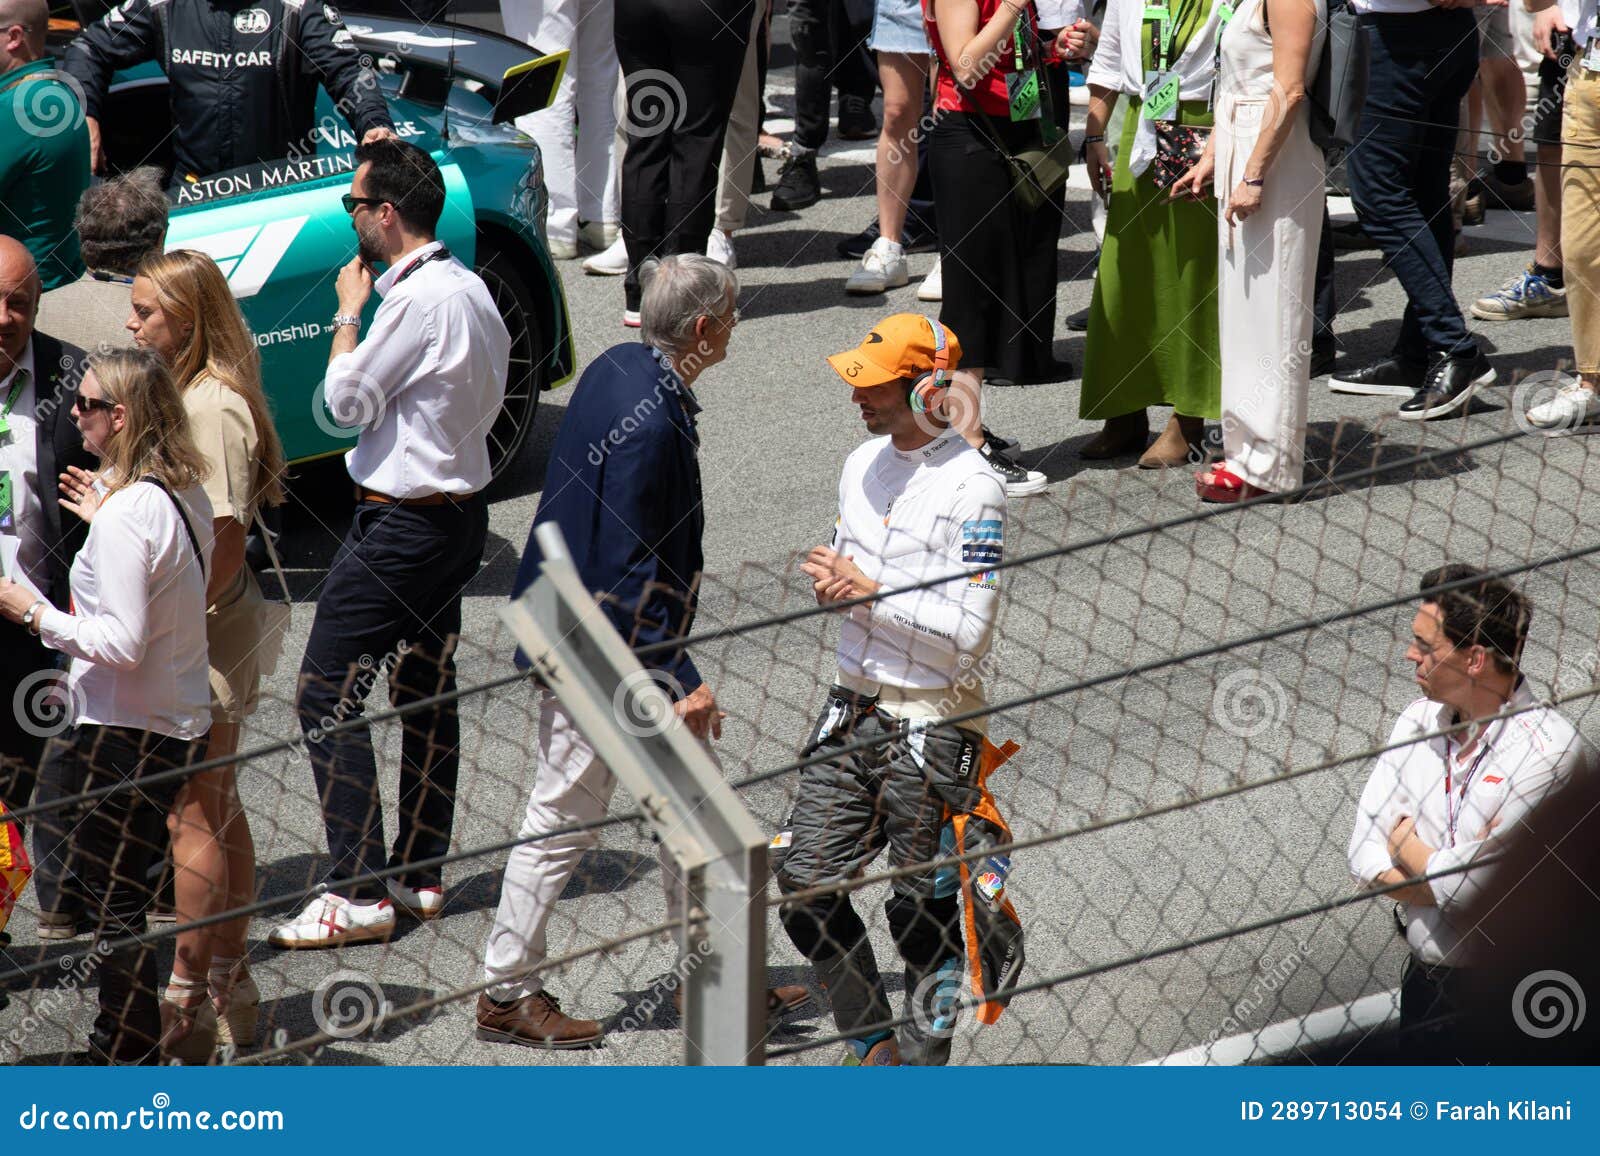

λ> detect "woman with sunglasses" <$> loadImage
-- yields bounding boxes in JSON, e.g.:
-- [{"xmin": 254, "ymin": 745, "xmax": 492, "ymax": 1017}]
[
  {"xmin": 91, "ymin": 248, "xmax": 284, "ymax": 1056},
  {"xmin": 0, "ymin": 349, "xmax": 213, "ymax": 1064}
]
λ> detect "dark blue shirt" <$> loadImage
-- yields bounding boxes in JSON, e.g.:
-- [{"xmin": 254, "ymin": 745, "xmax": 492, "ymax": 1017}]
[{"xmin": 511, "ymin": 343, "xmax": 705, "ymax": 693}]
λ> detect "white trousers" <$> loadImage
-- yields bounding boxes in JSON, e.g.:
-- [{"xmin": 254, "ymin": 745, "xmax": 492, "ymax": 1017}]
[
  {"xmin": 714, "ymin": 0, "xmax": 767, "ymax": 234},
  {"xmin": 1215, "ymin": 101, "xmax": 1323, "ymax": 493},
  {"xmin": 482, "ymin": 691, "xmax": 685, "ymax": 1001},
  {"xmin": 502, "ymin": 0, "xmax": 621, "ymax": 245}
]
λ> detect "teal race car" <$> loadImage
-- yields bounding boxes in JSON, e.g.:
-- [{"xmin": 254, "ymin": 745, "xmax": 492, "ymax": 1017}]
[{"xmin": 45, "ymin": 3, "xmax": 575, "ymax": 481}]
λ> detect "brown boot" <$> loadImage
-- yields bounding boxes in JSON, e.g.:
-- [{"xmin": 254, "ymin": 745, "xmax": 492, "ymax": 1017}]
[
  {"xmin": 1138, "ymin": 413, "xmax": 1206, "ymax": 469},
  {"xmin": 1078, "ymin": 410, "xmax": 1149, "ymax": 459},
  {"xmin": 475, "ymin": 991, "xmax": 603, "ymax": 1049}
]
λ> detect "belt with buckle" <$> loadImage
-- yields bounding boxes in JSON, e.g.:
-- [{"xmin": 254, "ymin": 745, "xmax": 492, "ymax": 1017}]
[{"xmin": 356, "ymin": 486, "xmax": 473, "ymax": 507}]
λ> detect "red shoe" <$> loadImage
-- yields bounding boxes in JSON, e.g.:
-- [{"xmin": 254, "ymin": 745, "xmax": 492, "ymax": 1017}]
[{"xmin": 1195, "ymin": 464, "xmax": 1274, "ymax": 504}]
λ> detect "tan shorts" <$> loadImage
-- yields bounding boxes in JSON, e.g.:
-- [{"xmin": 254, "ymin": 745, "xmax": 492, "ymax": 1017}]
[{"xmin": 207, "ymin": 566, "xmax": 264, "ymax": 724}]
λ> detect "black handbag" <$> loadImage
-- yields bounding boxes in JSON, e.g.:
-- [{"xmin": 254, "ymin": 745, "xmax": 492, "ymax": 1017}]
[
  {"xmin": 967, "ymin": 21, "xmax": 1073, "ymax": 213},
  {"xmin": 1152, "ymin": 121, "xmax": 1212, "ymax": 190},
  {"xmin": 1309, "ymin": 0, "xmax": 1368, "ymax": 150}
]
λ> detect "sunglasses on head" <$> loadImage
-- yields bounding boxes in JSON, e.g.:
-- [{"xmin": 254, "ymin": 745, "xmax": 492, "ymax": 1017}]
[{"xmin": 73, "ymin": 389, "xmax": 115, "ymax": 414}]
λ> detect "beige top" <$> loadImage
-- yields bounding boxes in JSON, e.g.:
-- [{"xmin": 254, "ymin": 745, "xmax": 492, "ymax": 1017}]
[
  {"xmin": 183, "ymin": 373, "xmax": 259, "ymax": 525},
  {"xmin": 36, "ymin": 274, "xmax": 137, "ymax": 356}
]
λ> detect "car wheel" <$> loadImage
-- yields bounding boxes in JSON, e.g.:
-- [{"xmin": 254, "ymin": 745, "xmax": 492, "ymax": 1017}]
[{"xmin": 476, "ymin": 238, "xmax": 544, "ymax": 481}]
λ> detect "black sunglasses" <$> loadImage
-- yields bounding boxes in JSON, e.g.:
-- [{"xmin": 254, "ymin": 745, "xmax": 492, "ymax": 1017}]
[
  {"xmin": 341, "ymin": 193, "xmax": 387, "ymax": 214},
  {"xmin": 72, "ymin": 389, "xmax": 115, "ymax": 414}
]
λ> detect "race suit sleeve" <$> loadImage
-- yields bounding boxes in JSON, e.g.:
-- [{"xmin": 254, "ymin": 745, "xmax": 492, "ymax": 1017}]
[
  {"xmin": 1347, "ymin": 711, "xmax": 1418, "ymax": 887},
  {"xmin": 863, "ymin": 471, "xmax": 1005, "ymax": 662},
  {"xmin": 293, "ymin": 4, "xmax": 394, "ymax": 138},
  {"xmin": 1424, "ymin": 741, "xmax": 1579, "ymax": 912},
  {"xmin": 595, "ymin": 421, "xmax": 702, "ymax": 695},
  {"xmin": 62, "ymin": 0, "xmax": 164, "ymax": 122}
]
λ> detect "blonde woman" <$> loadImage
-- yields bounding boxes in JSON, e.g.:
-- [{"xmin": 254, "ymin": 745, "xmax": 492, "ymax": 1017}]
[
  {"xmin": 0, "ymin": 349, "xmax": 212, "ymax": 1064},
  {"xmin": 107, "ymin": 248, "xmax": 285, "ymax": 1052}
]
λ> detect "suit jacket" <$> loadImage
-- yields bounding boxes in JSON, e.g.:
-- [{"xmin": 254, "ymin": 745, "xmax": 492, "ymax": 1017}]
[
  {"xmin": 25, "ymin": 331, "xmax": 96, "ymax": 611},
  {"xmin": 35, "ymin": 275, "xmax": 137, "ymax": 359},
  {"xmin": 511, "ymin": 343, "xmax": 706, "ymax": 693}
]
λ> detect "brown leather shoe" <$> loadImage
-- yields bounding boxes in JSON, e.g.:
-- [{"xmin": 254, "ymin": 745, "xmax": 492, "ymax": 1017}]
[
  {"xmin": 1078, "ymin": 410, "xmax": 1150, "ymax": 459},
  {"xmin": 475, "ymin": 991, "xmax": 603, "ymax": 1050},
  {"xmin": 1138, "ymin": 413, "xmax": 1206, "ymax": 469}
]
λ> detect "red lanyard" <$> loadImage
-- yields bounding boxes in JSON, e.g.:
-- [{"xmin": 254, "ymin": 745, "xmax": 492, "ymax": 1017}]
[{"xmin": 1443, "ymin": 720, "xmax": 1496, "ymax": 848}]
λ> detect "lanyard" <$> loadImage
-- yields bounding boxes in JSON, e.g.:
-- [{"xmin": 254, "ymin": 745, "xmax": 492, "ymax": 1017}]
[
  {"xmin": 392, "ymin": 245, "xmax": 451, "ymax": 287},
  {"xmin": 1208, "ymin": 0, "xmax": 1236, "ymax": 106},
  {"xmin": 1442, "ymin": 719, "xmax": 1497, "ymax": 848},
  {"xmin": 1, "ymin": 370, "xmax": 25, "ymax": 420},
  {"xmin": 1144, "ymin": 0, "xmax": 1199, "ymax": 73}
]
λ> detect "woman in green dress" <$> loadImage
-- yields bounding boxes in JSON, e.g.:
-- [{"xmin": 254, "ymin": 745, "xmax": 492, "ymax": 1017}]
[{"xmin": 1078, "ymin": 0, "xmax": 1227, "ymax": 467}]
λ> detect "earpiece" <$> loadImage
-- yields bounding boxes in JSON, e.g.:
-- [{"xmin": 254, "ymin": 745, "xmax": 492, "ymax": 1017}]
[{"xmin": 908, "ymin": 316, "xmax": 950, "ymax": 418}]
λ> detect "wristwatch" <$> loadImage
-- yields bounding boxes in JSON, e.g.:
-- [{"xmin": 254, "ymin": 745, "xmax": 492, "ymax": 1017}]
[
  {"xmin": 330, "ymin": 313, "xmax": 363, "ymax": 331},
  {"xmin": 21, "ymin": 599, "xmax": 45, "ymax": 635}
]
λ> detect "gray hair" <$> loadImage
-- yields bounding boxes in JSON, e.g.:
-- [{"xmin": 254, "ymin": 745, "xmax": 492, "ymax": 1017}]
[
  {"xmin": 639, "ymin": 254, "xmax": 737, "ymax": 356},
  {"xmin": 76, "ymin": 168, "xmax": 169, "ymax": 275}
]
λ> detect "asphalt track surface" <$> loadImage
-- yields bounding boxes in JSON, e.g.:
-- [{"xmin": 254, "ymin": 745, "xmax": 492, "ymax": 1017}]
[{"xmin": 7, "ymin": 69, "xmax": 1600, "ymax": 1068}]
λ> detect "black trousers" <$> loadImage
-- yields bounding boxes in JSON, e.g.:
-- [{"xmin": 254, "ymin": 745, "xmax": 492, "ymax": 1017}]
[
  {"xmin": 1346, "ymin": 10, "xmax": 1480, "ymax": 361},
  {"xmin": 1400, "ymin": 955, "xmax": 1466, "ymax": 1063},
  {"xmin": 44, "ymin": 724, "xmax": 203, "ymax": 1063},
  {"xmin": 295, "ymin": 494, "xmax": 487, "ymax": 900},
  {"xmin": 931, "ymin": 108, "xmax": 1065, "ymax": 382},
  {"xmin": 788, "ymin": 0, "xmax": 877, "ymax": 151},
  {"xmin": 617, "ymin": 0, "xmax": 755, "ymax": 311}
]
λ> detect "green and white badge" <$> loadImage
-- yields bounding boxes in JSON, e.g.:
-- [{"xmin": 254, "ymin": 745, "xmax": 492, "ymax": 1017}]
[{"xmin": 1142, "ymin": 70, "xmax": 1180, "ymax": 121}]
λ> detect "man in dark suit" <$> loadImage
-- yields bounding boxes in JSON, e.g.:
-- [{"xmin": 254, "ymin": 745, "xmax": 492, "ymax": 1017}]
[
  {"xmin": 0, "ymin": 235, "xmax": 95, "ymax": 930},
  {"xmin": 477, "ymin": 254, "xmax": 808, "ymax": 1048}
]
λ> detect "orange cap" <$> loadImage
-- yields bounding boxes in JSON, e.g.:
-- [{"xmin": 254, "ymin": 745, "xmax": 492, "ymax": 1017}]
[{"xmin": 826, "ymin": 313, "xmax": 962, "ymax": 387}]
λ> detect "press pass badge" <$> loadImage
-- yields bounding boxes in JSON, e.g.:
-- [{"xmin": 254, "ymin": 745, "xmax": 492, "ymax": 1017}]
[
  {"xmin": 0, "ymin": 472, "xmax": 13, "ymax": 534},
  {"xmin": 1584, "ymin": 34, "xmax": 1600, "ymax": 73},
  {"xmin": 1143, "ymin": 70, "xmax": 1181, "ymax": 121}
]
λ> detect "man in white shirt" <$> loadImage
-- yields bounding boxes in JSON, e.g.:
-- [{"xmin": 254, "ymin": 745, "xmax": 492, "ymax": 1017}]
[
  {"xmin": 0, "ymin": 236, "xmax": 95, "ymax": 936},
  {"xmin": 272, "ymin": 139, "xmax": 510, "ymax": 949},
  {"xmin": 1347, "ymin": 563, "xmax": 1588, "ymax": 1060},
  {"xmin": 777, "ymin": 314, "xmax": 1007, "ymax": 1066}
]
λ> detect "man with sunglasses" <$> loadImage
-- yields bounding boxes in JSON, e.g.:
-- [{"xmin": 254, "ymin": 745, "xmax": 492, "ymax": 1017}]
[
  {"xmin": 0, "ymin": 238, "xmax": 96, "ymax": 887},
  {"xmin": 1347, "ymin": 563, "xmax": 1588, "ymax": 1061},
  {"xmin": 63, "ymin": 0, "xmax": 395, "ymax": 180},
  {"xmin": 270, "ymin": 139, "xmax": 508, "ymax": 950}
]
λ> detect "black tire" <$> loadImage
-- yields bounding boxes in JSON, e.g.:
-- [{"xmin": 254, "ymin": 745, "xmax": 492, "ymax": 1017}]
[{"xmin": 475, "ymin": 238, "xmax": 545, "ymax": 481}]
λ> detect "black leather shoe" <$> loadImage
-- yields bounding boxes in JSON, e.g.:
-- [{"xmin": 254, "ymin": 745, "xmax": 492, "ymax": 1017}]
[
  {"xmin": 1397, "ymin": 351, "xmax": 1496, "ymax": 421},
  {"xmin": 1064, "ymin": 305, "xmax": 1091, "ymax": 332},
  {"xmin": 771, "ymin": 152, "xmax": 821, "ymax": 211},
  {"xmin": 837, "ymin": 94, "xmax": 878, "ymax": 141},
  {"xmin": 1328, "ymin": 356, "xmax": 1426, "ymax": 398},
  {"xmin": 836, "ymin": 216, "xmax": 938, "ymax": 259}
]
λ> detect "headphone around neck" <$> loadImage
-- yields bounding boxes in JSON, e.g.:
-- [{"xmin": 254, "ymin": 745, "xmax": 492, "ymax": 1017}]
[{"xmin": 908, "ymin": 316, "xmax": 951, "ymax": 419}]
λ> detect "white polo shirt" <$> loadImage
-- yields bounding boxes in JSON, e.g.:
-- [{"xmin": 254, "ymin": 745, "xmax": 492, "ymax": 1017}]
[
  {"xmin": 325, "ymin": 241, "xmax": 511, "ymax": 498},
  {"xmin": 1347, "ymin": 683, "xmax": 1588, "ymax": 966},
  {"xmin": 0, "ymin": 342, "xmax": 46, "ymax": 600}
]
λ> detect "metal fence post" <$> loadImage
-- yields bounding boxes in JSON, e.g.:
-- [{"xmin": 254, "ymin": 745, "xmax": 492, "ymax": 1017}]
[{"xmin": 500, "ymin": 523, "xmax": 768, "ymax": 1065}]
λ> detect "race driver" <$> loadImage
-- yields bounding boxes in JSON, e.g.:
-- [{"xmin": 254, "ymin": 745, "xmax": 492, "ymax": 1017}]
[
  {"xmin": 63, "ymin": 0, "xmax": 395, "ymax": 180},
  {"xmin": 777, "ymin": 314, "xmax": 1007, "ymax": 1066}
]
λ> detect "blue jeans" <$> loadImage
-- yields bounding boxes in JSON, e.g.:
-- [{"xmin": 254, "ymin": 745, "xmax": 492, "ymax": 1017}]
[
  {"xmin": 296, "ymin": 495, "xmax": 488, "ymax": 899},
  {"xmin": 1346, "ymin": 9, "xmax": 1479, "ymax": 362}
]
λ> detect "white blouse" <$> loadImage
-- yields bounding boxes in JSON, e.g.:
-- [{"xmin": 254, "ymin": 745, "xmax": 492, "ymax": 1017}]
[
  {"xmin": 1085, "ymin": 0, "xmax": 1230, "ymax": 100},
  {"xmin": 37, "ymin": 480, "xmax": 214, "ymax": 740}
]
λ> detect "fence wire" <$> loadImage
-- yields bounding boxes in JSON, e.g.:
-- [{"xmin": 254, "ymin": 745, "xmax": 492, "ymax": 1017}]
[{"xmin": 4, "ymin": 414, "xmax": 1600, "ymax": 1066}]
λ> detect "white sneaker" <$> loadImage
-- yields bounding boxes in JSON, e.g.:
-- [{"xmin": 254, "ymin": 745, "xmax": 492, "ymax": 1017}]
[
  {"xmin": 623, "ymin": 309, "xmax": 641, "ymax": 328},
  {"xmin": 387, "ymin": 880, "xmax": 445, "ymax": 920},
  {"xmin": 578, "ymin": 220, "xmax": 619, "ymax": 251},
  {"xmin": 846, "ymin": 236, "xmax": 910, "ymax": 295},
  {"xmin": 582, "ymin": 236, "xmax": 629, "ymax": 276},
  {"xmin": 1525, "ymin": 381, "xmax": 1600, "ymax": 430},
  {"xmin": 268, "ymin": 894, "xmax": 396, "ymax": 950},
  {"xmin": 917, "ymin": 256, "xmax": 943, "ymax": 302},
  {"xmin": 546, "ymin": 236, "xmax": 579, "ymax": 260},
  {"xmin": 706, "ymin": 228, "xmax": 737, "ymax": 268}
]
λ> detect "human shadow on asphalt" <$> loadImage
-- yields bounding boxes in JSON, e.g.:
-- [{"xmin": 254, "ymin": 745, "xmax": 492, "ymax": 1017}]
[
  {"xmin": 254, "ymin": 982, "xmax": 438, "ymax": 1056},
  {"xmin": 599, "ymin": 962, "xmax": 821, "ymax": 1043}
]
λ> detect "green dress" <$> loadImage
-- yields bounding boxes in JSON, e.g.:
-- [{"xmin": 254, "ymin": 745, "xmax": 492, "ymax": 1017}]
[{"xmin": 1079, "ymin": 3, "xmax": 1221, "ymax": 421}]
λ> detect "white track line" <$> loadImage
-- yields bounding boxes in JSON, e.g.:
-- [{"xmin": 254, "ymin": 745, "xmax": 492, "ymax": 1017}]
[{"xmin": 1144, "ymin": 990, "xmax": 1402, "ymax": 1066}]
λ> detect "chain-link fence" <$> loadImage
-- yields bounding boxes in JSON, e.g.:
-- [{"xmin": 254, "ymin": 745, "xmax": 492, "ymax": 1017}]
[{"xmin": 4, "ymin": 411, "xmax": 1600, "ymax": 1065}]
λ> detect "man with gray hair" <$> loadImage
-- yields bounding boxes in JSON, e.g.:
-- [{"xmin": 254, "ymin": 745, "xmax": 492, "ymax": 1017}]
[
  {"xmin": 37, "ymin": 168, "xmax": 168, "ymax": 355},
  {"xmin": 478, "ymin": 254, "xmax": 806, "ymax": 1047}
]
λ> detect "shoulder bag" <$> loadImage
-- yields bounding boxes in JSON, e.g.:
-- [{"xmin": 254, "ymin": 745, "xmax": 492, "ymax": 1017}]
[
  {"xmin": 966, "ymin": 10, "xmax": 1075, "ymax": 213},
  {"xmin": 1308, "ymin": 0, "xmax": 1368, "ymax": 150},
  {"xmin": 251, "ymin": 510, "xmax": 293, "ymax": 678}
]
